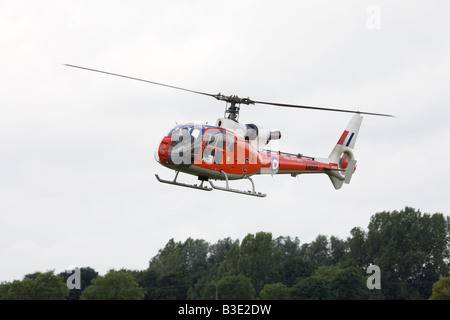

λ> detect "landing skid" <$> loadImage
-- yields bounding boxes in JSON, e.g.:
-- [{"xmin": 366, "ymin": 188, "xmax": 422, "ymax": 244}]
[
  {"xmin": 155, "ymin": 172, "xmax": 212, "ymax": 191},
  {"xmin": 209, "ymin": 170, "xmax": 266, "ymax": 198},
  {"xmin": 155, "ymin": 171, "xmax": 266, "ymax": 197}
]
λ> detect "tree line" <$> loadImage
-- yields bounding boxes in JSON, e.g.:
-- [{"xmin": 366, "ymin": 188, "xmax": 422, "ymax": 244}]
[{"xmin": 1, "ymin": 207, "xmax": 450, "ymax": 300}]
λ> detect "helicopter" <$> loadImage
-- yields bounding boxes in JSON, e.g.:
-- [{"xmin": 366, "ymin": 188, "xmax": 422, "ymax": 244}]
[{"xmin": 65, "ymin": 64, "xmax": 394, "ymax": 197}]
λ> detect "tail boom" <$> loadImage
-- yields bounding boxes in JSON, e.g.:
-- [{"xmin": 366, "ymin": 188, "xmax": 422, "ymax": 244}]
[
  {"xmin": 257, "ymin": 150, "xmax": 345, "ymax": 176},
  {"xmin": 256, "ymin": 113, "xmax": 363, "ymax": 190}
]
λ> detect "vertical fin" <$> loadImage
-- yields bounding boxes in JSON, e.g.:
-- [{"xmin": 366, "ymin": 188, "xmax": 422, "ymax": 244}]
[{"xmin": 327, "ymin": 114, "xmax": 363, "ymax": 189}]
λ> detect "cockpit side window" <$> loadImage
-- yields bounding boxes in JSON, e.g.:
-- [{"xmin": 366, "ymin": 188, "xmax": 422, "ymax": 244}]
[
  {"xmin": 203, "ymin": 129, "xmax": 225, "ymax": 165},
  {"xmin": 167, "ymin": 125, "xmax": 205, "ymax": 165},
  {"xmin": 226, "ymin": 132, "xmax": 235, "ymax": 152},
  {"xmin": 205, "ymin": 129, "xmax": 225, "ymax": 149}
]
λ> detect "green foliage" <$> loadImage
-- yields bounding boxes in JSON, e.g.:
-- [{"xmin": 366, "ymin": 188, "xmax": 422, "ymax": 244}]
[
  {"xmin": 288, "ymin": 266, "xmax": 374, "ymax": 300},
  {"xmin": 260, "ymin": 282, "xmax": 289, "ymax": 300},
  {"xmin": 81, "ymin": 270, "xmax": 145, "ymax": 300},
  {"xmin": 364, "ymin": 207, "xmax": 450, "ymax": 299},
  {"xmin": 343, "ymin": 227, "xmax": 370, "ymax": 268},
  {"xmin": 315, "ymin": 266, "xmax": 374, "ymax": 300},
  {"xmin": 147, "ymin": 237, "xmax": 213, "ymax": 299},
  {"xmin": 290, "ymin": 275, "xmax": 335, "ymax": 300},
  {"xmin": 238, "ymin": 232, "xmax": 282, "ymax": 293},
  {"xmin": 0, "ymin": 271, "xmax": 69, "ymax": 300},
  {"xmin": 186, "ymin": 275, "xmax": 217, "ymax": 300},
  {"xmin": 300, "ymin": 235, "xmax": 332, "ymax": 267},
  {"xmin": 429, "ymin": 277, "xmax": 450, "ymax": 300},
  {"xmin": 217, "ymin": 274, "xmax": 255, "ymax": 300},
  {"xmin": 217, "ymin": 240, "xmax": 240, "ymax": 276},
  {"xmin": 147, "ymin": 272, "xmax": 187, "ymax": 300},
  {"xmin": 0, "ymin": 280, "xmax": 34, "ymax": 300},
  {"xmin": 2, "ymin": 207, "xmax": 449, "ymax": 300},
  {"xmin": 133, "ymin": 268, "xmax": 159, "ymax": 300},
  {"xmin": 186, "ymin": 274, "xmax": 256, "ymax": 300},
  {"xmin": 208, "ymin": 237, "xmax": 236, "ymax": 268},
  {"xmin": 274, "ymin": 236, "xmax": 314, "ymax": 286}
]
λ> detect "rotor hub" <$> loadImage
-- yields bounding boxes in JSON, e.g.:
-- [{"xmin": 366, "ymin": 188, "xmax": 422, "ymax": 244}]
[{"xmin": 213, "ymin": 94, "xmax": 255, "ymax": 122}]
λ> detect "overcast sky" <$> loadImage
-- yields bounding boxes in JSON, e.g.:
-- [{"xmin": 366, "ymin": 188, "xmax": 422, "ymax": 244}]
[{"xmin": 1, "ymin": 0, "xmax": 450, "ymax": 282}]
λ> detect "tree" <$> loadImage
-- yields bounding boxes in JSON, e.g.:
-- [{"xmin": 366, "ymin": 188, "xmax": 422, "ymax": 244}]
[
  {"xmin": 149, "ymin": 238, "xmax": 183, "ymax": 275},
  {"xmin": 81, "ymin": 270, "xmax": 145, "ymax": 300},
  {"xmin": 289, "ymin": 275, "xmax": 335, "ymax": 300},
  {"xmin": 260, "ymin": 283, "xmax": 289, "ymax": 300},
  {"xmin": 133, "ymin": 268, "xmax": 159, "ymax": 300},
  {"xmin": 289, "ymin": 266, "xmax": 373, "ymax": 300},
  {"xmin": 315, "ymin": 266, "xmax": 373, "ymax": 300},
  {"xmin": 5, "ymin": 206, "xmax": 447, "ymax": 301},
  {"xmin": 180, "ymin": 238, "xmax": 210, "ymax": 284},
  {"xmin": 148, "ymin": 237, "xmax": 211, "ymax": 299},
  {"xmin": 238, "ymin": 232, "xmax": 282, "ymax": 294},
  {"xmin": 217, "ymin": 275, "xmax": 255, "ymax": 300},
  {"xmin": 32, "ymin": 271, "xmax": 70, "ymax": 300},
  {"xmin": 217, "ymin": 240, "xmax": 240, "ymax": 276},
  {"xmin": 208, "ymin": 237, "xmax": 237, "ymax": 273},
  {"xmin": 429, "ymin": 277, "xmax": 450, "ymax": 300},
  {"xmin": 365, "ymin": 207, "xmax": 450, "ymax": 299},
  {"xmin": 343, "ymin": 227, "xmax": 370, "ymax": 269},
  {"xmin": 300, "ymin": 235, "xmax": 332, "ymax": 267},
  {"xmin": 0, "ymin": 280, "xmax": 35, "ymax": 300},
  {"xmin": 147, "ymin": 272, "xmax": 187, "ymax": 300},
  {"xmin": 274, "ymin": 236, "xmax": 314, "ymax": 287},
  {"xmin": 186, "ymin": 237, "xmax": 240, "ymax": 300},
  {"xmin": 186, "ymin": 275, "xmax": 217, "ymax": 300},
  {"xmin": 0, "ymin": 271, "xmax": 69, "ymax": 300},
  {"xmin": 329, "ymin": 236, "xmax": 346, "ymax": 265}
]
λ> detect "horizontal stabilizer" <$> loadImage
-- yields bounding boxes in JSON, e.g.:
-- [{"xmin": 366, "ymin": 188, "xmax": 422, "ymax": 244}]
[
  {"xmin": 344, "ymin": 160, "xmax": 357, "ymax": 184},
  {"xmin": 329, "ymin": 175, "xmax": 345, "ymax": 190}
]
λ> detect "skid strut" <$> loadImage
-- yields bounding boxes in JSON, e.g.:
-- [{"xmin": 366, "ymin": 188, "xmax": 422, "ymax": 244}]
[
  {"xmin": 155, "ymin": 172, "xmax": 212, "ymax": 191},
  {"xmin": 209, "ymin": 170, "xmax": 266, "ymax": 198}
]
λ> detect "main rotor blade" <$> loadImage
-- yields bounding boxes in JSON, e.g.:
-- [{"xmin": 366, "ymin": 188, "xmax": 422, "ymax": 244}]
[
  {"xmin": 65, "ymin": 64, "xmax": 394, "ymax": 117},
  {"xmin": 64, "ymin": 64, "xmax": 215, "ymax": 98},
  {"xmin": 253, "ymin": 100, "xmax": 395, "ymax": 117}
]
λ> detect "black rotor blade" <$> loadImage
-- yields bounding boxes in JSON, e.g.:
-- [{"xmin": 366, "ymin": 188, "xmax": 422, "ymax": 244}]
[
  {"xmin": 64, "ymin": 64, "xmax": 215, "ymax": 98},
  {"xmin": 65, "ymin": 64, "xmax": 394, "ymax": 117},
  {"xmin": 253, "ymin": 100, "xmax": 395, "ymax": 117}
]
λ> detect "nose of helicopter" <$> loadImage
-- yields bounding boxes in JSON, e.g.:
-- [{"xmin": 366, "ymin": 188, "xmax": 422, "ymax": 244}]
[{"xmin": 155, "ymin": 137, "xmax": 172, "ymax": 165}]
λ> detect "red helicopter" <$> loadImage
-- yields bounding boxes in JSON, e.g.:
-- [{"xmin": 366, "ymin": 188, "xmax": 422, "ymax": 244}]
[{"xmin": 65, "ymin": 64, "xmax": 393, "ymax": 197}]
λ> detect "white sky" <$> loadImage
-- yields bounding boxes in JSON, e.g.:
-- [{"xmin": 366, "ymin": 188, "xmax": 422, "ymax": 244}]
[{"xmin": 1, "ymin": 0, "xmax": 450, "ymax": 282}]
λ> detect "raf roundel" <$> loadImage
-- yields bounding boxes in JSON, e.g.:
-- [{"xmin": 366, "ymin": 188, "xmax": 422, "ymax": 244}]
[{"xmin": 271, "ymin": 157, "xmax": 280, "ymax": 172}]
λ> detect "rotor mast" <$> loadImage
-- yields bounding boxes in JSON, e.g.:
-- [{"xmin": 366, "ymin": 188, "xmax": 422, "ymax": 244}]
[{"xmin": 213, "ymin": 94, "xmax": 255, "ymax": 122}]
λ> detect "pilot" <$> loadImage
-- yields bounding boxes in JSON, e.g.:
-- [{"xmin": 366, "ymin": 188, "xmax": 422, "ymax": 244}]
[
  {"xmin": 180, "ymin": 127, "xmax": 195, "ymax": 163},
  {"xmin": 180, "ymin": 127, "xmax": 192, "ymax": 144}
]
